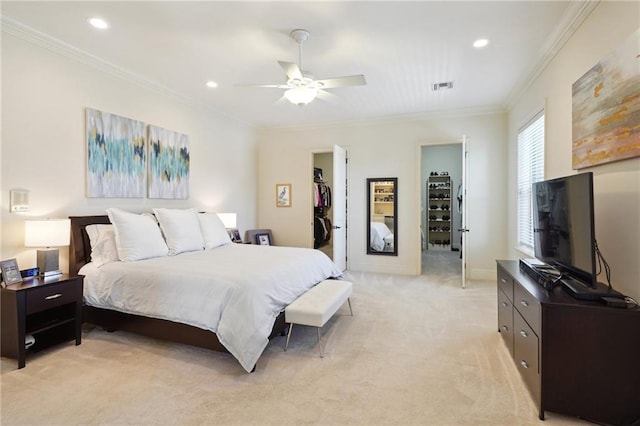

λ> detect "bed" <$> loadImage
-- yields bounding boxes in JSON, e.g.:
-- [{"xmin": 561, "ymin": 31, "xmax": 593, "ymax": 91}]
[
  {"xmin": 369, "ymin": 222, "xmax": 394, "ymax": 252},
  {"xmin": 70, "ymin": 212, "xmax": 342, "ymax": 372}
]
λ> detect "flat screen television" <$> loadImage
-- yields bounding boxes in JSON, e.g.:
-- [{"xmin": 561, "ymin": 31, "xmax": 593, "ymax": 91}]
[{"xmin": 531, "ymin": 172, "xmax": 618, "ymax": 299}]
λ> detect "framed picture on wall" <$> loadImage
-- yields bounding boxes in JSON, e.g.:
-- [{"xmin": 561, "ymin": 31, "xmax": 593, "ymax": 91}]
[{"xmin": 276, "ymin": 184, "xmax": 291, "ymax": 207}]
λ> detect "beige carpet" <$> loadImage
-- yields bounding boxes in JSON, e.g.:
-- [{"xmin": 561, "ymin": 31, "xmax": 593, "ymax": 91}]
[{"xmin": 1, "ymin": 253, "xmax": 584, "ymax": 425}]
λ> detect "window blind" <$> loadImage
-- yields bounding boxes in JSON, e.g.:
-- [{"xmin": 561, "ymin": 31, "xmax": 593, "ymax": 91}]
[{"xmin": 517, "ymin": 111, "xmax": 545, "ymax": 251}]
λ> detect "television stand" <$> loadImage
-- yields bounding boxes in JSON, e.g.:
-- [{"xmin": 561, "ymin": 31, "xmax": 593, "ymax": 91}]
[
  {"xmin": 560, "ymin": 275, "xmax": 622, "ymax": 300},
  {"xmin": 497, "ymin": 260, "xmax": 640, "ymax": 424}
]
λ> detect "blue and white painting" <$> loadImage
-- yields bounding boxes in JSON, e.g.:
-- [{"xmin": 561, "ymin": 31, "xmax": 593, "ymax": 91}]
[
  {"xmin": 86, "ymin": 108, "xmax": 146, "ymax": 198},
  {"xmin": 148, "ymin": 125, "xmax": 190, "ymax": 199}
]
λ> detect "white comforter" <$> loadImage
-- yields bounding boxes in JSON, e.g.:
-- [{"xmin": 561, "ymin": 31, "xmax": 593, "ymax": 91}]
[
  {"xmin": 370, "ymin": 222, "xmax": 393, "ymax": 252},
  {"xmin": 80, "ymin": 243, "xmax": 342, "ymax": 372}
]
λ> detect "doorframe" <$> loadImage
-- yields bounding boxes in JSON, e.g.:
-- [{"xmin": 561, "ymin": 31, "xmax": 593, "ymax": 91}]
[
  {"xmin": 415, "ymin": 138, "xmax": 465, "ymax": 276},
  {"xmin": 310, "ymin": 147, "xmax": 349, "ymax": 269}
]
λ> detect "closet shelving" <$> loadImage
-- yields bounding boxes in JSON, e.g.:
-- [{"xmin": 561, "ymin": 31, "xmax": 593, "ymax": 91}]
[
  {"xmin": 371, "ymin": 181, "xmax": 395, "ymax": 224},
  {"xmin": 427, "ymin": 173, "xmax": 451, "ymax": 250}
]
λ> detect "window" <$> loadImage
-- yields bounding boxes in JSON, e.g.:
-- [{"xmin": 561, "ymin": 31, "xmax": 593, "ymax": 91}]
[{"xmin": 517, "ymin": 111, "xmax": 545, "ymax": 253}]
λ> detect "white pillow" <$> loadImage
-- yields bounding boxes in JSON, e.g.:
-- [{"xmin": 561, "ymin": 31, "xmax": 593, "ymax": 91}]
[
  {"xmin": 106, "ymin": 208, "xmax": 169, "ymax": 261},
  {"xmin": 153, "ymin": 208, "xmax": 204, "ymax": 255},
  {"xmin": 198, "ymin": 213, "xmax": 232, "ymax": 249},
  {"xmin": 85, "ymin": 224, "xmax": 119, "ymax": 267}
]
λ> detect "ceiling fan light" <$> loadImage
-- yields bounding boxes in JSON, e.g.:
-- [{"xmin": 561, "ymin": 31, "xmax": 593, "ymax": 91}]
[{"xmin": 284, "ymin": 87, "xmax": 318, "ymax": 106}]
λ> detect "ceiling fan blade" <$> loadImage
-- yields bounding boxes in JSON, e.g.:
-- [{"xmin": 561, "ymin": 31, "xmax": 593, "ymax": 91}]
[
  {"xmin": 315, "ymin": 75, "xmax": 366, "ymax": 89},
  {"xmin": 274, "ymin": 96, "xmax": 289, "ymax": 106},
  {"xmin": 278, "ymin": 61, "xmax": 303, "ymax": 80},
  {"xmin": 316, "ymin": 89, "xmax": 340, "ymax": 104},
  {"xmin": 235, "ymin": 83, "xmax": 290, "ymax": 89}
]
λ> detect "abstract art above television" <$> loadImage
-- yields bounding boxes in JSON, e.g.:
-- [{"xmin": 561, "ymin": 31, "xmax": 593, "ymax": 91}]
[
  {"xmin": 147, "ymin": 124, "xmax": 190, "ymax": 199},
  {"xmin": 572, "ymin": 29, "xmax": 639, "ymax": 169},
  {"xmin": 86, "ymin": 108, "xmax": 147, "ymax": 198}
]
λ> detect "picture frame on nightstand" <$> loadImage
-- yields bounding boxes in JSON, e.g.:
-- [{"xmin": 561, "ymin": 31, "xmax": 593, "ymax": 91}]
[
  {"xmin": 255, "ymin": 233, "xmax": 271, "ymax": 246},
  {"xmin": 227, "ymin": 228, "xmax": 242, "ymax": 243},
  {"xmin": 0, "ymin": 258, "xmax": 22, "ymax": 287}
]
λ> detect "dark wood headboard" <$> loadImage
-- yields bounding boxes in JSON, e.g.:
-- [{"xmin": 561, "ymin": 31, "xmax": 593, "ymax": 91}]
[{"xmin": 69, "ymin": 215, "xmax": 111, "ymax": 276}]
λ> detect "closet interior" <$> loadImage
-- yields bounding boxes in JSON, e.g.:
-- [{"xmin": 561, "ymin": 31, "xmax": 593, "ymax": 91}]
[{"xmin": 313, "ymin": 166, "xmax": 332, "ymax": 250}]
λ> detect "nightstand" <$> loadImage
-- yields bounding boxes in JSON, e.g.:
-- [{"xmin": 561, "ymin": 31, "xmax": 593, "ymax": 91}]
[{"xmin": 1, "ymin": 274, "xmax": 83, "ymax": 368}]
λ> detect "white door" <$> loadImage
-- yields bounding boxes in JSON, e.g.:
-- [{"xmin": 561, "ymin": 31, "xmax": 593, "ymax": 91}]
[
  {"xmin": 332, "ymin": 144, "xmax": 347, "ymax": 271},
  {"xmin": 460, "ymin": 136, "xmax": 469, "ymax": 288}
]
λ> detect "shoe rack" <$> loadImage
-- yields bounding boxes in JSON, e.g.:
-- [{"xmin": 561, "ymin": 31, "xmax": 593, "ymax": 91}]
[{"xmin": 427, "ymin": 172, "xmax": 451, "ymax": 250}]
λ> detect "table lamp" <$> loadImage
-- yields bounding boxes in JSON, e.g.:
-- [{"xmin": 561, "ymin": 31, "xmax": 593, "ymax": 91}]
[
  {"xmin": 24, "ymin": 218, "xmax": 71, "ymax": 278},
  {"xmin": 216, "ymin": 213, "xmax": 237, "ymax": 229}
]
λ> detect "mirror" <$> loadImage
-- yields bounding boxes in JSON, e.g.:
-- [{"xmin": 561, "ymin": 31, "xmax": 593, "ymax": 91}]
[{"xmin": 367, "ymin": 178, "xmax": 398, "ymax": 256}]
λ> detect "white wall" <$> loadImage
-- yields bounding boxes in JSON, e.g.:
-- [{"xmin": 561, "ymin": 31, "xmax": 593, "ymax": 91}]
[
  {"xmin": 507, "ymin": 1, "xmax": 640, "ymax": 299},
  {"xmin": 257, "ymin": 112, "xmax": 507, "ymax": 278},
  {"xmin": 1, "ymin": 33, "xmax": 257, "ymax": 273}
]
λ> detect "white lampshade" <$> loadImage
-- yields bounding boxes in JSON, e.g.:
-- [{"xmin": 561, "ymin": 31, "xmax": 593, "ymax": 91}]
[
  {"xmin": 216, "ymin": 213, "xmax": 237, "ymax": 229},
  {"xmin": 24, "ymin": 219, "xmax": 71, "ymax": 248},
  {"xmin": 284, "ymin": 87, "xmax": 318, "ymax": 106},
  {"xmin": 24, "ymin": 218, "xmax": 70, "ymax": 278}
]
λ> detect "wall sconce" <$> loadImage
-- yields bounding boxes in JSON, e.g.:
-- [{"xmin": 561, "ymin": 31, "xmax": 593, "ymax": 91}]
[
  {"xmin": 24, "ymin": 219, "xmax": 71, "ymax": 278},
  {"xmin": 10, "ymin": 189, "xmax": 30, "ymax": 213}
]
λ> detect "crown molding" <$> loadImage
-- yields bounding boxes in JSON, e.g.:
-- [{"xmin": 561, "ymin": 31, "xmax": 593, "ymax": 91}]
[
  {"xmin": 1, "ymin": 16, "xmax": 190, "ymax": 101},
  {"xmin": 1, "ymin": 15, "xmax": 248, "ymax": 126},
  {"xmin": 504, "ymin": 0, "xmax": 600, "ymax": 110}
]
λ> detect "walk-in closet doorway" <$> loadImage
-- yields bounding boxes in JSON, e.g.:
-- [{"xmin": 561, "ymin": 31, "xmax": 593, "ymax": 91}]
[
  {"xmin": 419, "ymin": 139, "xmax": 468, "ymax": 287},
  {"xmin": 312, "ymin": 145, "xmax": 347, "ymax": 271}
]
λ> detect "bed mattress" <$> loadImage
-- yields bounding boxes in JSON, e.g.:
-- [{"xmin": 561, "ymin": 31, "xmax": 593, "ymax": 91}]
[{"xmin": 80, "ymin": 243, "xmax": 342, "ymax": 372}]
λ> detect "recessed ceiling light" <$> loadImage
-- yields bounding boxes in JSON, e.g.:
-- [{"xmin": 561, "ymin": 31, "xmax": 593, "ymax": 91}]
[
  {"xmin": 88, "ymin": 17, "xmax": 109, "ymax": 30},
  {"xmin": 473, "ymin": 38, "xmax": 489, "ymax": 48},
  {"xmin": 205, "ymin": 81, "xmax": 218, "ymax": 89}
]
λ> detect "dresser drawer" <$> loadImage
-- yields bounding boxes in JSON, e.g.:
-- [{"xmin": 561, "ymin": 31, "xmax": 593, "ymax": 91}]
[
  {"xmin": 498, "ymin": 288, "xmax": 514, "ymax": 356},
  {"xmin": 26, "ymin": 281, "xmax": 80, "ymax": 315},
  {"xmin": 514, "ymin": 311, "xmax": 540, "ymax": 405},
  {"xmin": 513, "ymin": 280, "xmax": 540, "ymax": 333},
  {"xmin": 497, "ymin": 268, "xmax": 513, "ymax": 301}
]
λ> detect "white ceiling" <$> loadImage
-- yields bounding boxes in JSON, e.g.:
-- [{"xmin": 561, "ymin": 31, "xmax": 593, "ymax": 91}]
[{"xmin": 1, "ymin": 1, "xmax": 592, "ymax": 128}]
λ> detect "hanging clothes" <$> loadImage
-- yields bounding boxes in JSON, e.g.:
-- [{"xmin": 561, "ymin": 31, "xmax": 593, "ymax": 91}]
[
  {"xmin": 314, "ymin": 216, "xmax": 332, "ymax": 248},
  {"xmin": 313, "ymin": 168, "xmax": 333, "ymax": 248},
  {"xmin": 313, "ymin": 182, "xmax": 332, "ymax": 208}
]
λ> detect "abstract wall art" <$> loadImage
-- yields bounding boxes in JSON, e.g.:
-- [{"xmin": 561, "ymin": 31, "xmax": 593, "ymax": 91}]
[
  {"xmin": 148, "ymin": 125, "xmax": 190, "ymax": 199},
  {"xmin": 86, "ymin": 108, "xmax": 146, "ymax": 197},
  {"xmin": 572, "ymin": 29, "xmax": 640, "ymax": 169}
]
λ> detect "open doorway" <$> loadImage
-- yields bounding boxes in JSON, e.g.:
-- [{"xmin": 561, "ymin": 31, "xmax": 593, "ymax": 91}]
[
  {"xmin": 420, "ymin": 143, "xmax": 463, "ymax": 277},
  {"xmin": 313, "ymin": 152, "xmax": 334, "ymax": 259},
  {"xmin": 312, "ymin": 145, "xmax": 347, "ymax": 271}
]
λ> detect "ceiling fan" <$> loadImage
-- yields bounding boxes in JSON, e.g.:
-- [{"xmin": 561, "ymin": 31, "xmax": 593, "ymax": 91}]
[{"xmin": 239, "ymin": 29, "xmax": 367, "ymax": 106}]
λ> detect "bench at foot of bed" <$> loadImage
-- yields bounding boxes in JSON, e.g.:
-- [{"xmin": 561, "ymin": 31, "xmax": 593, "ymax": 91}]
[{"xmin": 284, "ymin": 280, "xmax": 353, "ymax": 357}]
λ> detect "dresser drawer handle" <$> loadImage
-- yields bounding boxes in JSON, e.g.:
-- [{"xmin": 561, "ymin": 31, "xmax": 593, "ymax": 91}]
[
  {"xmin": 500, "ymin": 278, "xmax": 507, "ymax": 284},
  {"xmin": 501, "ymin": 326, "xmax": 508, "ymax": 332},
  {"xmin": 501, "ymin": 302, "xmax": 508, "ymax": 307},
  {"xmin": 519, "ymin": 330, "xmax": 528, "ymax": 338},
  {"xmin": 45, "ymin": 293, "xmax": 63, "ymax": 300},
  {"xmin": 520, "ymin": 360, "xmax": 529, "ymax": 369},
  {"xmin": 520, "ymin": 300, "xmax": 529, "ymax": 307}
]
